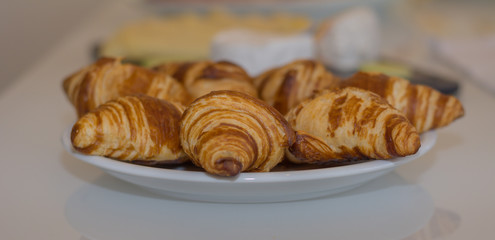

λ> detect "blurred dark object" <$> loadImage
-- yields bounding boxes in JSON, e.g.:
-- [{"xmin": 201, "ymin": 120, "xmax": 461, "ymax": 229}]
[
  {"xmin": 357, "ymin": 61, "xmax": 460, "ymax": 95},
  {"xmin": 409, "ymin": 68, "xmax": 459, "ymax": 96}
]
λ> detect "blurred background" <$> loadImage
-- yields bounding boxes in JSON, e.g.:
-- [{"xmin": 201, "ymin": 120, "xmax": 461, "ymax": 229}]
[
  {"xmin": 1, "ymin": 0, "xmax": 494, "ymax": 94},
  {"xmin": 0, "ymin": 0, "xmax": 98, "ymax": 93}
]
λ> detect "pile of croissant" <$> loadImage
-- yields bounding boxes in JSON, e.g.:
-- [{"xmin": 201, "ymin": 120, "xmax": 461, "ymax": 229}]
[{"xmin": 64, "ymin": 58, "xmax": 464, "ymax": 177}]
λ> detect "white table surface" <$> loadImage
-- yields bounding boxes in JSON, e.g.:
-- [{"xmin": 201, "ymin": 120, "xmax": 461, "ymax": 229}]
[{"xmin": 1, "ymin": 1, "xmax": 494, "ymax": 239}]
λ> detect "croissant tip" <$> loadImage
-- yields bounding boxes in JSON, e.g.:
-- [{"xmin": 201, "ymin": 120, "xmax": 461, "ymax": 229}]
[
  {"xmin": 71, "ymin": 122, "xmax": 96, "ymax": 153},
  {"xmin": 394, "ymin": 125, "xmax": 421, "ymax": 156},
  {"xmin": 409, "ymin": 133, "xmax": 421, "ymax": 155},
  {"xmin": 70, "ymin": 114, "xmax": 101, "ymax": 153},
  {"xmin": 215, "ymin": 158, "xmax": 243, "ymax": 177}
]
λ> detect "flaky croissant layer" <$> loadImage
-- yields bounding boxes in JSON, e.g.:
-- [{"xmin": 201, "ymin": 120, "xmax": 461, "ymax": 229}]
[
  {"xmin": 71, "ymin": 94, "xmax": 187, "ymax": 163},
  {"xmin": 154, "ymin": 60, "xmax": 258, "ymax": 100},
  {"xmin": 180, "ymin": 90, "xmax": 295, "ymax": 176},
  {"xmin": 340, "ymin": 71, "xmax": 464, "ymax": 133},
  {"xmin": 254, "ymin": 59, "xmax": 339, "ymax": 114},
  {"xmin": 286, "ymin": 87, "xmax": 421, "ymax": 164},
  {"xmin": 63, "ymin": 57, "xmax": 190, "ymax": 117}
]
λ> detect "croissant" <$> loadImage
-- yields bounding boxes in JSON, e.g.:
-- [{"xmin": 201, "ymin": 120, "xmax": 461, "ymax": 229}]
[
  {"xmin": 340, "ymin": 71, "xmax": 464, "ymax": 133},
  {"xmin": 71, "ymin": 94, "xmax": 187, "ymax": 164},
  {"xmin": 254, "ymin": 59, "xmax": 339, "ymax": 114},
  {"xmin": 285, "ymin": 87, "xmax": 420, "ymax": 164},
  {"xmin": 63, "ymin": 57, "xmax": 190, "ymax": 117},
  {"xmin": 153, "ymin": 60, "xmax": 258, "ymax": 100},
  {"xmin": 180, "ymin": 90, "xmax": 295, "ymax": 176}
]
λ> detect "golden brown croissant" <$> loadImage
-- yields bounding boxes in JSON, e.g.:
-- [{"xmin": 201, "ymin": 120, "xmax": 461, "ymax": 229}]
[
  {"xmin": 71, "ymin": 94, "xmax": 187, "ymax": 164},
  {"xmin": 153, "ymin": 60, "xmax": 258, "ymax": 100},
  {"xmin": 254, "ymin": 59, "xmax": 339, "ymax": 115},
  {"xmin": 63, "ymin": 57, "xmax": 190, "ymax": 117},
  {"xmin": 180, "ymin": 90, "xmax": 295, "ymax": 176},
  {"xmin": 340, "ymin": 71, "xmax": 464, "ymax": 133},
  {"xmin": 286, "ymin": 87, "xmax": 420, "ymax": 164}
]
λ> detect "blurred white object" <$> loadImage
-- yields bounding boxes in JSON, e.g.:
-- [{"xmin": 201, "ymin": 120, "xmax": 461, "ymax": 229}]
[
  {"xmin": 433, "ymin": 35, "xmax": 495, "ymax": 94},
  {"xmin": 210, "ymin": 29, "xmax": 315, "ymax": 76},
  {"xmin": 315, "ymin": 7, "xmax": 380, "ymax": 72}
]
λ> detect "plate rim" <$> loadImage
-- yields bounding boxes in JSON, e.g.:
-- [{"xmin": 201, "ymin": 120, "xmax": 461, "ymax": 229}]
[{"xmin": 62, "ymin": 126, "xmax": 436, "ymax": 184}]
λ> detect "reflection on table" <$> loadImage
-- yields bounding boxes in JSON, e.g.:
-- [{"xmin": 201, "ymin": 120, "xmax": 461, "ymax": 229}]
[{"xmin": 66, "ymin": 172, "xmax": 434, "ymax": 240}]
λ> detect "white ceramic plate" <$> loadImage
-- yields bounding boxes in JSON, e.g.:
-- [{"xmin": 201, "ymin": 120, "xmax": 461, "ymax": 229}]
[{"xmin": 62, "ymin": 126, "xmax": 436, "ymax": 203}]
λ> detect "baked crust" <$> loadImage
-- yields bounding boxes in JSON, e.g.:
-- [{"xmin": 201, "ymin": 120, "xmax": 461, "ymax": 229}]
[
  {"xmin": 254, "ymin": 59, "xmax": 339, "ymax": 114},
  {"xmin": 286, "ymin": 87, "xmax": 420, "ymax": 164},
  {"xmin": 63, "ymin": 57, "xmax": 190, "ymax": 117},
  {"xmin": 341, "ymin": 71, "xmax": 465, "ymax": 133},
  {"xmin": 71, "ymin": 94, "xmax": 186, "ymax": 163},
  {"xmin": 154, "ymin": 60, "xmax": 257, "ymax": 100},
  {"xmin": 180, "ymin": 90, "xmax": 295, "ymax": 176}
]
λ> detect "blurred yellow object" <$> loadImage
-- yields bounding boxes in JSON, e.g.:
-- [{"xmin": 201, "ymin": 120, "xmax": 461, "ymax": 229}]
[
  {"xmin": 100, "ymin": 9, "xmax": 311, "ymax": 66},
  {"xmin": 359, "ymin": 61, "xmax": 411, "ymax": 78}
]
